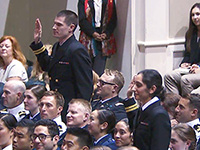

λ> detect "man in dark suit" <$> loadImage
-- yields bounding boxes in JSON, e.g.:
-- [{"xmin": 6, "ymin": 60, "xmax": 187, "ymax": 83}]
[{"xmin": 30, "ymin": 10, "xmax": 93, "ymax": 122}]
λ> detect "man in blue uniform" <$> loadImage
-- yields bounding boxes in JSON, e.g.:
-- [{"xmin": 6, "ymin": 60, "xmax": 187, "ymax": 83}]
[{"xmin": 30, "ymin": 10, "xmax": 93, "ymax": 122}]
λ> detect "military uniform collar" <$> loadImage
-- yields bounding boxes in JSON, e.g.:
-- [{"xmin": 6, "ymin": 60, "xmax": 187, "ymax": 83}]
[{"xmin": 7, "ymin": 102, "xmax": 25, "ymax": 114}]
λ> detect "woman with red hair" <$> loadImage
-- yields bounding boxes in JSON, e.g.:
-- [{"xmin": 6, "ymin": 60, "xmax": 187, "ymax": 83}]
[{"xmin": 0, "ymin": 35, "xmax": 28, "ymax": 83}]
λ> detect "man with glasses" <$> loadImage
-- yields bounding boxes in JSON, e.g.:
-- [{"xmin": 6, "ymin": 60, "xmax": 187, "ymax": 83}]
[
  {"xmin": 91, "ymin": 69, "xmax": 127, "ymax": 122},
  {"xmin": 31, "ymin": 119, "xmax": 60, "ymax": 150}
]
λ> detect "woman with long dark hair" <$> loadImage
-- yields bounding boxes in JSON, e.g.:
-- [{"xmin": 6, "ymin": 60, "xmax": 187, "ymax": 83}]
[{"xmin": 165, "ymin": 3, "xmax": 200, "ymax": 96}]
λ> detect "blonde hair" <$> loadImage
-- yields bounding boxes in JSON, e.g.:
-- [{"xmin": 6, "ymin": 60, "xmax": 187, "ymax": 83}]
[{"xmin": 69, "ymin": 98, "xmax": 92, "ymax": 114}]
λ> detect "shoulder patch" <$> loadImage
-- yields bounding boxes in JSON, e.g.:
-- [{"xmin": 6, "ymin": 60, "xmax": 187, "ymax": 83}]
[
  {"xmin": 18, "ymin": 111, "xmax": 26, "ymax": 117},
  {"xmin": 194, "ymin": 124, "xmax": 200, "ymax": 132}
]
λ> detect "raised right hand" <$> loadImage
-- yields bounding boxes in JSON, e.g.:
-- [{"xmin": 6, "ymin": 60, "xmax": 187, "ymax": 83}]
[{"xmin": 34, "ymin": 18, "xmax": 42, "ymax": 44}]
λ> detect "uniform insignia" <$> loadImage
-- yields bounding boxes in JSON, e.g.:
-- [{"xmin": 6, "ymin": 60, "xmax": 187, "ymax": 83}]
[
  {"xmin": 58, "ymin": 125, "xmax": 63, "ymax": 133},
  {"xmin": 194, "ymin": 124, "xmax": 200, "ymax": 132},
  {"xmin": 18, "ymin": 111, "xmax": 26, "ymax": 117},
  {"xmin": 115, "ymin": 102, "xmax": 124, "ymax": 106},
  {"xmin": 0, "ymin": 108, "xmax": 8, "ymax": 114}
]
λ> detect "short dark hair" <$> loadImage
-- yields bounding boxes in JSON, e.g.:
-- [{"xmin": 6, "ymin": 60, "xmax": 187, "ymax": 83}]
[
  {"xmin": 42, "ymin": 91, "xmax": 64, "ymax": 107},
  {"xmin": 34, "ymin": 119, "xmax": 59, "ymax": 138},
  {"xmin": 67, "ymin": 127, "xmax": 93, "ymax": 148},
  {"xmin": 97, "ymin": 109, "xmax": 116, "ymax": 133},
  {"xmin": 0, "ymin": 113, "xmax": 17, "ymax": 130},
  {"xmin": 17, "ymin": 119, "xmax": 35, "ymax": 136},
  {"xmin": 56, "ymin": 10, "xmax": 78, "ymax": 31},
  {"xmin": 182, "ymin": 93, "xmax": 200, "ymax": 117}
]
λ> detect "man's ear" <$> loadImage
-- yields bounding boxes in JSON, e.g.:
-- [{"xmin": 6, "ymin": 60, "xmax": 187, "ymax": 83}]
[
  {"xmin": 191, "ymin": 108, "xmax": 198, "ymax": 117},
  {"xmin": 149, "ymin": 85, "xmax": 157, "ymax": 94},
  {"xmin": 57, "ymin": 106, "xmax": 63, "ymax": 115},
  {"xmin": 53, "ymin": 135, "xmax": 59, "ymax": 143},
  {"xmin": 83, "ymin": 113, "xmax": 90, "ymax": 122},
  {"xmin": 69, "ymin": 23, "xmax": 75, "ymax": 32},
  {"xmin": 82, "ymin": 146, "xmax": 90, "ymax": 150}
]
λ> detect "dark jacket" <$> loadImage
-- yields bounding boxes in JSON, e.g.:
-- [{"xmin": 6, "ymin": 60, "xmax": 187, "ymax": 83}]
[
  {"xmin": 94, "ymin": 133, "xmax": 118, "ymax": 150},
  {"xmin": 92, "ymin": 96, "xmax": 127, "ymax": 122},
  {"xmin": 133, "ymin": 100, "xmax": 171, "ymax": 150},
  {"xmin": 30, "ymin": 35, "xmax": 93, "ymax": 122}
]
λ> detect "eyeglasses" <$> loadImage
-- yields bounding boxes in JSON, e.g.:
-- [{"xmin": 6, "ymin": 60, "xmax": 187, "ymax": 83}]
[
  {"xmin": 98, "ymin": 79, "xmax": 115, "ymax": 86},
  {"xmin": 30, "ymin": 133, "xmax": 52, "ymax": 141}
]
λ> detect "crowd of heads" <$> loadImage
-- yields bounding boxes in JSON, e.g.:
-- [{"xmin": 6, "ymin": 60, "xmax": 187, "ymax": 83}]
[{"xmin": 0, "ymin": 4, "xmax": 200, "ymax": 150}]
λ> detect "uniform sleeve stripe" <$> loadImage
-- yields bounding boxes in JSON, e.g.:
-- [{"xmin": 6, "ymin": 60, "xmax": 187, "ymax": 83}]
[
  {"xmin": 33, "ymin": 46, "xmax": 46, "ymax": 55},
  {"xmin": 125, "ymin": 104, "xmax": 138, "ymax": 112}
]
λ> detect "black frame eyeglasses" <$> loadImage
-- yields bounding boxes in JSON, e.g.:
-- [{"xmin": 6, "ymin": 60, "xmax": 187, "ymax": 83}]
[
  {"xmin": 30, "ymin": 133, "xmax": 52, "ymax": 141},
  {"xmin": 98, "ymin": 79, "xmax": 115, "ymax": 86}
]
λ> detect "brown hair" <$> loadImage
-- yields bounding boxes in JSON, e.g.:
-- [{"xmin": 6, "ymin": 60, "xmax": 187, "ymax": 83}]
[
  {"xmin": 172, "ymin": 123, "xmax": 196, "ymax": 150},
  {"xmin": 104, "ymin": 69, "xmax": 124, "ymax": 93},
  {"xmin": 42, "ymin": 91, "xmax": 64, "ymax": 108}
]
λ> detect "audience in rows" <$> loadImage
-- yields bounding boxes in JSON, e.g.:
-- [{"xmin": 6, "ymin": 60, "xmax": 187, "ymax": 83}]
[{"xmin": 1, "ymin": 3, "xmax": 200, "ymax": 150}]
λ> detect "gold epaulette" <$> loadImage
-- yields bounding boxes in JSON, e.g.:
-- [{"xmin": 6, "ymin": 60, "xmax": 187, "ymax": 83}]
[
  {"xmin": 92, "ymin": 98, "xmax": 100, "ymax": 102},
  {"xmin": 33, "ymin": 46, "xmax": 46, "ymax": 55},
  {"xmin": 18, "ymin": 111, "xmax": 26, "ymax": 117},
  {"xmin": 125, "ymin": 103, "xmax": 138, "ymax": 113}
]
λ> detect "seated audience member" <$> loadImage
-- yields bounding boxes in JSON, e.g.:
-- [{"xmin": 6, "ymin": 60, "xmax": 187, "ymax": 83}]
[
  {"xmin": 131, "ymin": 69, "xmax": 171, "ymax": 150},
  {"xmin": 61, "ymin": 127, "xmax": 93, "ymax": 150},
  {"xmin": 164, "ymin": 3, "xmax": 200, "ymax": 96},
  {"xmin": 66, "ymin": 98, "xmax": 91, "ymax": 128},
  {"xmin": 92, "ymin": 69, "xmax": 127, "ymax": 122},
  {"xmin": 175, "ymin": 93, "xmax": 200, "ymax": 141},
  {"xmin": 91, "ymin": 70, "xmax": 100, "ymax": 100},
  {"xmin": 26, "ymin": 57, "xmax": 50, "ymax": 91},
  {"xmin": 23, "ymin": 84, "xmax": 46, "ymax": 122},
  {"xmin": 0, "ymin": 113, "xmax": 17, "ymax": 150},
  {"xmin": 0, "ymin": 35, "xmax": 28, "ymax": 83},
  {"xmin": 13, "ymin": 119, "xmax": 35, "ymax": 150},
  {"xmin": 31, "ymin": 119, "xmax": 60, "ymax": 150},
  {"xmin": 39, "ymin": 91, "xmax": 67, "ymax": 136},
  {"xmin": 116, "ymin": 146, "xmax": 139, "ymax": 150},
  {"xmin": 161, "ymin": 93, "xmax": 181, "ymax": 120},
  {"xmin": 90, "ymin": 146, "xmax": 111, "ymax": 150},
  {"xmin": 88, "ymin": 109, "xmax": 118, "ymax": 150},
  {"xmin": 169, "ymin": 123, "xmax": 196, "ymax": 150},
  {"xmin": 114, "ymin": 118, "xmax": 133, "ymax": 147},
  {"xmin": 58, "ymin": 98, "xmax": 91, "ymax": 147},
  {"xmin": 1, "ymin": 80, "xmax": 28, "ymax": 121},
  {"xmin": 66, "ymin": 99, "xmax": 92, "ymax": 128}
]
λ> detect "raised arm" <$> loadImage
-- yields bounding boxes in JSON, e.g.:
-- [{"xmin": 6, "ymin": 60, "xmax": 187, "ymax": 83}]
[{"xmin": 34, "ymin": 18, "xmax": 42, "ymax": 44}]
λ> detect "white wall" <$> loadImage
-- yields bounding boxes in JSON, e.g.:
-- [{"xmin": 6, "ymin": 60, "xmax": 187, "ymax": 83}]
[{"xmin": 0, "ymin": 0, "xmax": 10, "ymax": 37}]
